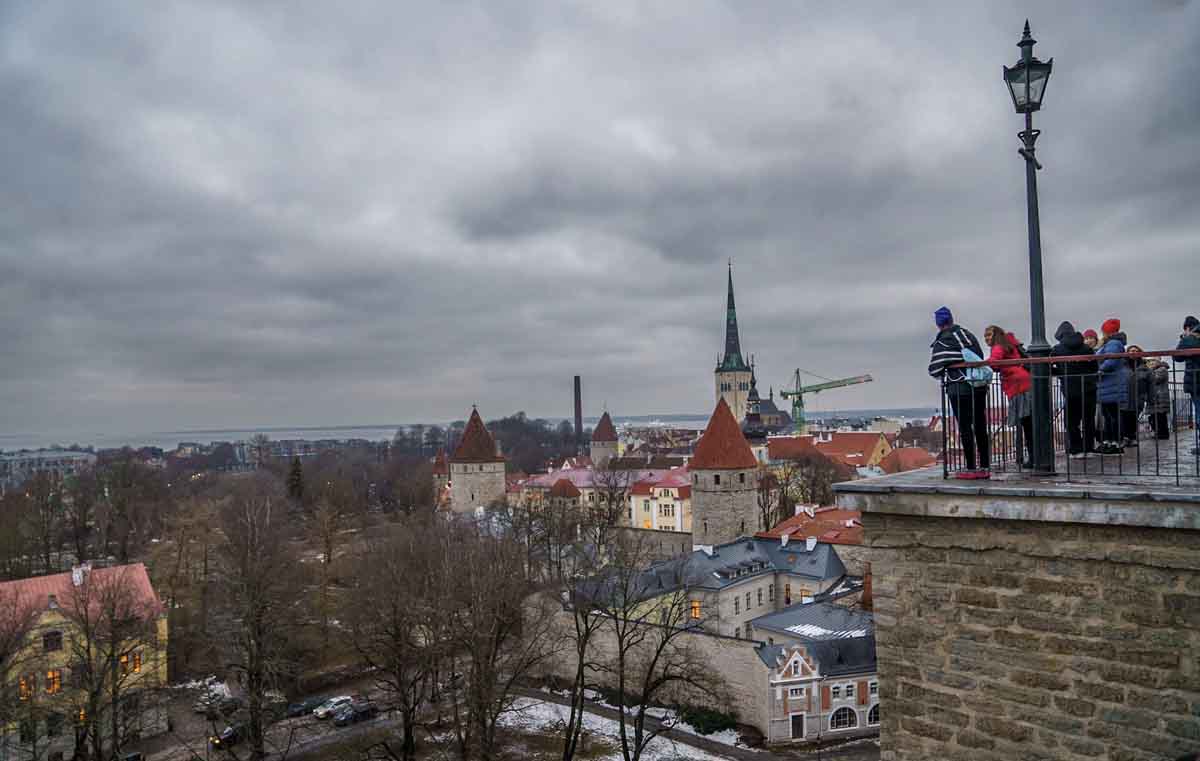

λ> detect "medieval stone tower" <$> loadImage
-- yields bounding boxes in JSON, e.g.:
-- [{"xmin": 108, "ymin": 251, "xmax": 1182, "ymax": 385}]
[
  {"xmin": 589, "ymin": 411, "xmax": 619, "ymax": 467},
  {"xmin": 448, "ymin": 407, "xmax": 506, "ymax": 513},
  {"xmin": 714, "ymin": 263, "xmax": 752, "ymax": 422},
  {"xmin": 689, "ymin": 397, "xmax": 760, "ymax": 547}
]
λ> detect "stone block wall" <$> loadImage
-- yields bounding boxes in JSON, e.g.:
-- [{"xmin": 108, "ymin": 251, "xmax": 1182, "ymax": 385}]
[
  {"xmin": 692, "ymin": 467, "xmax": 759, "ymax": 547},
  {"xmin": 861, "ymin": 510, "xmax": 1200, "ymax": 761},
  {"xmin": 448, "ymin": 461, "xmax": 506, "ymax": 512}
]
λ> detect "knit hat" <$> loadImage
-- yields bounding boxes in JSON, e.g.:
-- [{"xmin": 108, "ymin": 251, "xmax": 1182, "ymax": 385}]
[
  {"xmin": 934, "ymin": 306, "xmax": 953, "ymax": 328},
  {"xmin": 1185, "ymin": 315, "xmax": 1199, "ymax": 332},
  {"xmin": 1054, "ymin": 321, "xmax": 1075, "ymax": 341},
  {"xmin": 1083, "ymin": 329, "xmax": 1098, "ymax": 341},
  {"xmin": 1101, "ymin": 318, "xmax": 1121, "ymax": 336}
]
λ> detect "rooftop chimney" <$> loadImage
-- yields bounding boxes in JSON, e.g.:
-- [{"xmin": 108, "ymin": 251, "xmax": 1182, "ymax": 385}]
[
  {"xmin": 780, "ymin": 532, "xmax": 790, "ymax": 548},
  {"xmin": 574, "ymin": 376, "xmax": 583, "ymax": 454}
]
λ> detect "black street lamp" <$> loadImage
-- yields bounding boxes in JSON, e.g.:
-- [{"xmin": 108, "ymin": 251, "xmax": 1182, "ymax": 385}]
[{"xmin": 1004, "ymin": 20, "xmax": 1055, "ymax": 475}]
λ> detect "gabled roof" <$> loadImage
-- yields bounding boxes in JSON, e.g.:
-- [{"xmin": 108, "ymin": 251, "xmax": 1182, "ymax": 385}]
[
  {"xmin": 691, "ymin": 398, "xmax": 758, "ymax": 470},
  {"xmin": 766, "ymin": 435, "xmax": 819, "ymax": 461},
  {"xmin": 757, "ymin": 636, "xmax": 877, "ymax": 677},
  {"xmin": 756, "ymin": 507, "xmax": 863, "ymax": 546},
  {"xmin": 549, "ymin": 478, "xmax": 582, "ymax": 499},
  {"xmin": 877, "ymin": 447, "xmax": 937, "ymax": 474},
  {"xmin": 0, "ymin": 563, "xmax": 163, "ymax": 619},
  {"xmin": 451, "ymin": 409, "xmax": 504, "ymax": 463},
  {"xmin": 591, "ymin": 412, "xmax": 618, "ymax": 443}
]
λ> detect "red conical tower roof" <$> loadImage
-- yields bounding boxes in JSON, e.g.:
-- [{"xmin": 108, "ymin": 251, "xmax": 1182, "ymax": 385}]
[
  {"xmin": 451, "ymin": 408, "xmax": 504, "ymax": 463},
  {"xmin": 690, "ymin": 398, "xmax": 759, "ymax": 470},
  {"xmin": 591, "ymin": 411, "xmax": 618, "ymax": 443}
]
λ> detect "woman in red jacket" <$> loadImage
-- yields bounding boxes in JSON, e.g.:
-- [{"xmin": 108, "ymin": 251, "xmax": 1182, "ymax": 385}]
[{"xmin": 985, "ymin": 325, "xmax": 1033, "ymax": 467}]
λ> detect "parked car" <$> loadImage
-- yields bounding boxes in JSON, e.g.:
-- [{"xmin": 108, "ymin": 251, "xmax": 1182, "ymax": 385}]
[
  {"xmin": 209, "ymin": 723, "xmax": 245, "ymax": 750},
  {"xmin": 286, "ymin": 696, "xmax": 325, "ymax": 718},
  {"xmin": 192, "ymin": 686, "xmax": 232, "ymax": 715},
  {"xmin": 333, "ymin": 701, "xmax": 379, "ymax": 727},
  {"xmin": 313, "ymin": 695, "xmax": 354, "ymax": 719}
]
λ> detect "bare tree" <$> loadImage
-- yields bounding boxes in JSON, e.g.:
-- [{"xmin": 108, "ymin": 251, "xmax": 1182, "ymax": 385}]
[
  {"xmin": 59, "ymin": 565, "xmax": 164, "ymax": 761},
  {"xmin": 24, "ymin": 471, "xmax": 64, "ymax": 575},
  {"xmin": 215, "ymin": 483, "xmax": 301, "ymax": 760},
  {"xmin": 438, "ymin": 521, "xmax": 556, "ymax": 761},
  {"xmin": 344, "ymin": 523, "xmax": 437, "ymax": 761},
  {"xmin": 249, "ymin": 434, "xmax": 272, "ymax": 471},
  {"xmin": 0, "ymin": 588, "xmax": 39, "ymax": 761},
  {"xmin": 593, "ymin": 537, "xmax": 724, "ymax": 761},
  {"xmin": 588, "ymin": 464, "xmax": 633, "ymax": 553},
  {"xmin": 66, "ymin": 470, "xmax": 99, "ymax": 564},
  {"xmin": 757, "ymin": 471, "xmax": 780, "ymax": 533}
]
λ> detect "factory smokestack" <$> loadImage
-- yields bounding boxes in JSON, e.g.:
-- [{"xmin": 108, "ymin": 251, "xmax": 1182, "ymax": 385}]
[{"xmin": 574, "ymin": 375, "xmax": 583, "ymax": 454}]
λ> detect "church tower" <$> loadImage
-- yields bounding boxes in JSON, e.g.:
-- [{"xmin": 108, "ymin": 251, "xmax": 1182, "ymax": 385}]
[
  {"xmin": 690, "ymin": 397, "xmax": 760, "ymax": 548},
  {"xmin": 448, "ymin": 407, "xmax": 507, "ymax": 513},
  {"xmin": 740, "ymin": 364, "xmax": 768, "ymax": 464},
  {"xmin": 714, "ymin": 263, "xmax": 752, "ymax": 422}
]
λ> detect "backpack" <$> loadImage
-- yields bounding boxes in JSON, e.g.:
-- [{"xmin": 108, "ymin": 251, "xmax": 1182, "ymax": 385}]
[{"xmin": 960, "ymin": 346, "xmax": 994, "ymax": 388}]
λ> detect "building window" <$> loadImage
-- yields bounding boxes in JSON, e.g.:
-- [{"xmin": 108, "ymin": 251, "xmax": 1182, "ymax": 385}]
[
  {"xmin": 643, "ymin": 500, "xmax": 650, "ymax": 511},
  {"xmin": 45, "ymin": 669, "xmax": 62, "ymax": 695},
  {"xmin": 868, "ymin": 704, "xmax": 879, "ymax": 726},
  {"xmin": 18, "ymin": 674, "xmax": 35, "ymax": 701},
  {"xmin": 734, "ymin": 598, "xmax": 740, "ymax": 615},
  {"xmin": 757, "ymin": 588, "xmax": 763, "ymax": 606},
  {"xmin": 734, "ymin": 626, "xmax": 740, "ymax": 639},
  {"xmin": 745, "ymin": 592, "xmax": 751, "ymax": 610},
  {"xmin": 790, "ymin": 661, "xmax": 800, "ymax": 677},
  {"xmin": 713, "ymin": 474, "xmax": 721, "ymax": 486},
  {"xmin": 831, "ymin": 686, "xmax": 841, "ymax": 699},
  {"xmin": 43, "ymin": 630, "xmax": 63, "ymax": 652},
  {"xmin": 869, "ymin": 681, "xmax": 878, "ymax": 696},
  {"xmin": 119, "ymin": 652, "xmax": 141, "ymax": 675},
  {"xmin": 789, "ymin": 687, "xmax": 805, "ymax": 699},
  {"xmin": 46, "ymin": 711, "xmax": 64, "ymax": 738},
  {"xmin": 690, "ymin": 600, "xmax": 701, "ymax": 619},
  {"xmin": 845, "ymin": 684, "xmax": 855, "ymax": 699},
  {"xmin": 703, "ymin": 520, "xmax": 708, "ymax": 534},
  {"xmin": 769, "ymin": 584, "xmax": 775, "ymax": 602},
  {"xmin": 738, "ymin": 472, "xmax": 745, "ymax": 484},
  {"xmin": 19, "ymin": 719, "xmax": 35, "ymax": 744},
  {"xmin": 785, "ymin": 583, "xmax": 791, "ymax": 603},
  {"xmin": 830, "ymin": 707, "xmax": 858, "ymax": 731}
]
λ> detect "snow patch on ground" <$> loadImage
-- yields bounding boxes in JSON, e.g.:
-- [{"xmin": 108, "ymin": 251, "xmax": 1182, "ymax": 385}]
[
  {"xmin": 170, "ymin": 675, "xmax": 224, "ymax": 692},
  {"xmin": 500, "ymin": 697, "xmax": 738, "ymax": 761}
]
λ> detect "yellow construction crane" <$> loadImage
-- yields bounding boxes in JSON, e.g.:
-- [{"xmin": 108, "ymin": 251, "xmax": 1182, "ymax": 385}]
[{"xmin": 779, "ymin": 369, "xmax": 874, "ymax": 434}]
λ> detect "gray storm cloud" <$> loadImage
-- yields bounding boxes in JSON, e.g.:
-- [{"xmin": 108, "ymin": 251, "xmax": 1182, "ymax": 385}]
[{"xmin": 1, "ymin": 1, "xmax": 1198, "ymax": 435}]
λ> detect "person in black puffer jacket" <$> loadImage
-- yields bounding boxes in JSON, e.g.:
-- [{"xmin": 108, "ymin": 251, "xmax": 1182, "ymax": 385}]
[
  {"xmin": 1051, "ymin": 321, "xmax": 1099, "ymax": 456},
  {"xmin": 1176, "ymin": 315, "xmax": 1200, "ymax": 455}
]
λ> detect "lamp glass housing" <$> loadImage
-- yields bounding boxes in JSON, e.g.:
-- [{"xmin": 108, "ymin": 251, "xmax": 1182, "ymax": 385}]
[{"xmin": 1004, "ymin": 57, "xmax": 1052, "ymax": 113}]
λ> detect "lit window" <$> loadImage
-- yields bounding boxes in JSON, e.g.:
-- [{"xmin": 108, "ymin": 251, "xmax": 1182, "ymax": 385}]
[
  {"xmin": 690, "ymin": 600, "xmax": 701, "ymax": 619},
  {"xmin": 18, "ymin": 674, "xmax": 35, "ymax": 701},
  {"xmin": 45, "ymin": 669, "xmax": 62, "ymax": 695},
  {"xmin": 133, "ymin": 652, "xmax": 142, "ymax": 673},
  {"xmin": 830, "ymin": 707, "xmax": 857, "ymax": 730}
]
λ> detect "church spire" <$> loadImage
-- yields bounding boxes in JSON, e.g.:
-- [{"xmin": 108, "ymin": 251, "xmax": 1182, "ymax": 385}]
[{"xmin": 718, "ymin": 261, "xmax": 750, "ymax": 372}]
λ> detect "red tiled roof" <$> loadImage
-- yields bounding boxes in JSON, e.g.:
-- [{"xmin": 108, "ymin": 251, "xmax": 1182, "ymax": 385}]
[
  {"xmin": 813, "ymin": 432, "xmax": 887, "ymax": 458},
  {"xmin": 432, "ymin": 449, "xmax": 448, "ymax": 476},
  {"xmin": 0, "ymin": 563, "xmax": 162, "ymax": 618},
  {"xmin": 451, "ymin": 409, "xmax": 504, "ymax": 463},
  {"xmin": 767, "ymin": 436, "xmax": 819, "ymax": 461},
  {"xmin": 878, "ymin": 447, "xmax": 937, "ymax": 474},
  {"xmin": 690, "ymin": 398, "xmax": 758, "ymax": 470},
  {"xmin": 549, "ymin": 478, "xmax": 581, "ymax": 499},
  {"xmin": 591, "ymin": 412, "xmax": 618, "ymax": 443},
  {"xmin": 756, "ymin": 507, "xmax": 863, "ymax": 546}
]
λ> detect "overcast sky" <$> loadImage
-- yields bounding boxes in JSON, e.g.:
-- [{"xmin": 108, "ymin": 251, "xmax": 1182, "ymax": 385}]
[{"xmin": 2, "ymin": 1, "xmax": 1198, "ymax": 436}]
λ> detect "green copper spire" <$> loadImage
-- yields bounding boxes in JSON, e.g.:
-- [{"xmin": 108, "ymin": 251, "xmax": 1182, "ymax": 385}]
[{"xmin": 717, "ymin": 261, "xmax": 750, "ymax": 372}]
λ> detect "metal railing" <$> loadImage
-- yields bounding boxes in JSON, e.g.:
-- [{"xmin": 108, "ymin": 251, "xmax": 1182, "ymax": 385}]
[{"xmin": 940, "ymin": 348, "xmax": 1200, "ymax": 484}]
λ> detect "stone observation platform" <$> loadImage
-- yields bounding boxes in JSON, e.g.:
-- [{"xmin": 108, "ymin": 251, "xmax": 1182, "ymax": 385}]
[{"xmin": 835, "ymin": 465, "xmax": 1200, "ymax": 761}]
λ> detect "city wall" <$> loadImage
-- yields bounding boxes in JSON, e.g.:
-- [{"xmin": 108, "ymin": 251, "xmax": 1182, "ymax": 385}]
[{"xmin": 836, "ymin": 483, "xmax": 1200, "ymax": 761}]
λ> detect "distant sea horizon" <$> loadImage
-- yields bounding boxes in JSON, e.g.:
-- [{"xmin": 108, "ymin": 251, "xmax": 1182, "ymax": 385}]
[{"xmin": 1, "ymin": 407, "xmax": 937, "ymax": 454}]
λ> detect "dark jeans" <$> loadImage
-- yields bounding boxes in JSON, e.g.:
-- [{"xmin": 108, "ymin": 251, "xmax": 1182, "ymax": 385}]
[
  {"xmin": 1121, "ymin": 410, "xmax": 1139, "ymax": 442},
  {"xmin": 1064, "ymin": 391, "xmax": 1097, "ymax": 454},
  {"xmin": 1151, "ymin": 411, "xmax": 1169, "ymax": 439},
  {"xmin": 1101, "ymin": 402, "xmax": 1123, "ymax": 444},
  {"xmin": 949, "ymin": 385, "xmax": 990, "ymax": 470}
]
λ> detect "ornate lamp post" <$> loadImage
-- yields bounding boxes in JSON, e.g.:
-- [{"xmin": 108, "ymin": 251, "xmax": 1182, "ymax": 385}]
[{"xmin": 1004, "ymin": 20, "xmax": 1055, "ymax": 474}]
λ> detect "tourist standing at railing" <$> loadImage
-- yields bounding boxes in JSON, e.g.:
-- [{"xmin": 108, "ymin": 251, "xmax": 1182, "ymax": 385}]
[
  {"xmin": 984, "ymin": 326, "xmax": 1034, "ymax": 467},
  {"xmin": 1142, "ymin": 356, "xmax": 1172, "ymax": 440},
  {"xmin": 1051, "ymin": 321, "xmax": 1098, "ymax": 458},
  {"xmin": 928, "ymin": 307, "xmax": 991, "ymax": 478},
  {"xmin": 1176, "ymin": 315, "xmax": 1200, "ymax": 455},
  {"xmin": 1126, "ymin": 345, "xmax": 1152, "ymax": 446},
  {"xmin": 1082, "ymin": 329, "xmax": 1099, "ymax": 351},
  {"xmin": 1096, "ymin": 319, "xmax": 1131, "ymax": 455}
]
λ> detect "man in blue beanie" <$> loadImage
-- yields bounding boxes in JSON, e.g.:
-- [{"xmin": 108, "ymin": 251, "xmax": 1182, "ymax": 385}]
[{"xmin": 929, "ymin": 307, "xmax": 991, "ymax": 478}]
